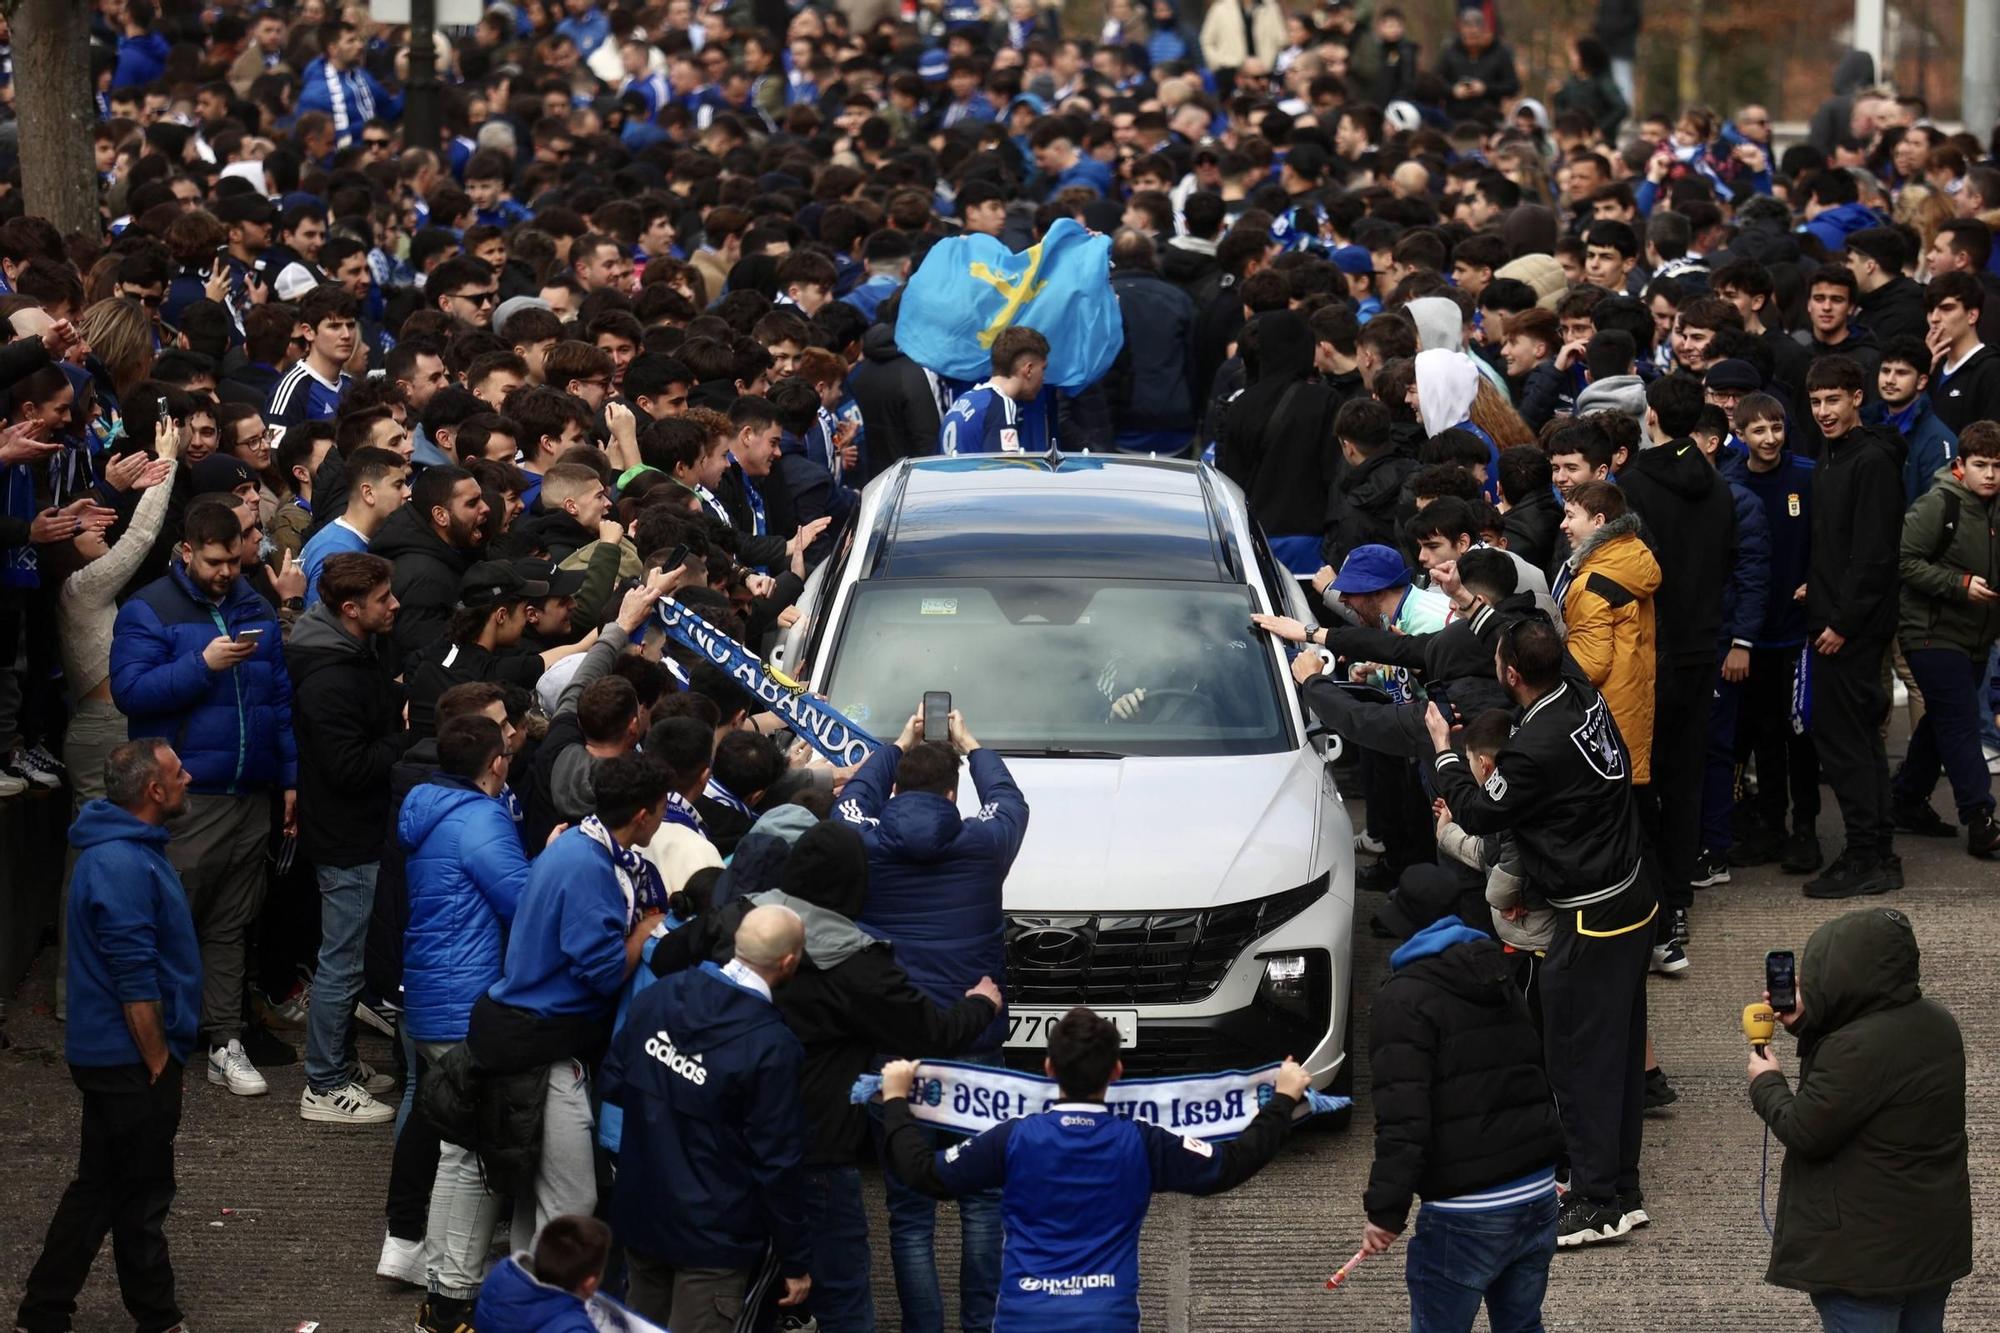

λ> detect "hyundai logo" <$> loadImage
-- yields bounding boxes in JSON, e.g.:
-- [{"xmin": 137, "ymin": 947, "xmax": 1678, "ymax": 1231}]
[{"xmin": 1013, "ymin": 926, "xmax": 1090, "ymax": 967}]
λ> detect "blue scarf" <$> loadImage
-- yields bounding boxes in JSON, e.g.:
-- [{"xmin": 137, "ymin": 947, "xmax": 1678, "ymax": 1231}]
[
  {"xmin": 663, "ymin": 789, "xmax": 707, "ymax": 836},
  {"xmin": 578, "ymin": 814, "xmax": 665, "ymax": 922},
  {"xmin": 702, "ymin": 777, "xmax": 754, "ymax": 817}
]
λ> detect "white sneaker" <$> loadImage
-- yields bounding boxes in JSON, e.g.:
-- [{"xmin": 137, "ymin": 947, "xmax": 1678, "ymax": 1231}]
[
  {"xmin": 1355, "ymin": 830, "xmax": 1386, "ymax": 856},
  {"xmin": 353, "ymin": 1058, "xmax": 398, "ymax": 1097},
  {"xmin": 376, "ymin": 1231, "xmax": 425, "ymax": 1286},
  {"xmin": 1986, "ymin": 742, "xmax": 2000, "ymax": 776},
  {"xmin": 207, "ymin": 1039, "xmax": 269, "ymax": 1096},
  {"xmin": 0, "ymin": 767, "xmax": 25, "ymax": 798},
  {"xmin": 299, "ymin": 1081, "xmax": 395, "ymax": 1124},
  {"xmin": 3, "ymin": 747, "xmax": 58, "ymax": 790},
  {"xmin": 354, "ymin": 998, "xmax": 399, "ymax": 1039}
]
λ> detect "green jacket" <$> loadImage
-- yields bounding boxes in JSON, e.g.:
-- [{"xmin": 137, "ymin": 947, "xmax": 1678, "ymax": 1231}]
[
  {"xmin": 1751, "ymin": 909, "xmax": 1971, "ymax": 1299},
  {"xmin": 1898, "ymin": 466, "xmax": 2000, "ymax": 657}
]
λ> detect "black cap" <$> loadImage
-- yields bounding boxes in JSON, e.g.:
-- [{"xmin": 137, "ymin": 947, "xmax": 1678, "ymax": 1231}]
[
  {"xmin": 459, "ymin": 560, "xmax": 548, "ymax": 610},
  {"xmin": 509, "ymin": 556, "xmax": 585, "ymax": 599},
  {"xmin": 213, "ymin": 193, "xmax": 278, "ymax": 226},
  {"xmin": 189, "ymin": 454, "xmax": 257, "ymax": 497}
]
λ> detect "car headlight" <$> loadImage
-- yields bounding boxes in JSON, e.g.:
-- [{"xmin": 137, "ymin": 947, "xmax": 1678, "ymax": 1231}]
[{"xmin": 1255, "ymin": 950, "xmax": 1328, "ymax": 1024}]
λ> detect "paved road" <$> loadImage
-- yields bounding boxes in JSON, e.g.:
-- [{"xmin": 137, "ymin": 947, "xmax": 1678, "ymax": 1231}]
[{"xmin": 4, "ymin": 792, "xmax": 1998, "ymax": 1331}]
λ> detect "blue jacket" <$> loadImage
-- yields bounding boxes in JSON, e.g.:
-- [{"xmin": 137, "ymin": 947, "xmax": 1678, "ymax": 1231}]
[
  {"xmin": 1802, "ymin": 201, "xmax": 1887, "ymax": 254},
  {"xmin": 65, "ymin": 801, "xmax": 201, "ymax": 1067},
  {"xmin": 487, "ymin": 827, "xmax": 633, "ymax": 1019},
  {"xmin": 473, "ymin": 1255, "xmax": 596, "ymax": 1333},
  {"xmin": 841, "ymin": 272, "xmax": 902, "ymax": 323},
  {"xmin": 600, "ymin": 962, "xmax": 813, "ymax": 1275},
  {"xmin": 840, "ymin": 746, "xmax": 1028, "ymax": 1048},
  {"xmin": 1722, "ymin": 476, "xmax": 1771, "ymax": 648},
  {"xmin": 1728, "ymin": 450, "xmax": 1817, "ymax": 647},
  {"xmin": 400, "ymin": 776, "xmax": 531, "ymax": 1043},
  {"xmin": 110, "ymin": 560, "xmax": 297, "ymax": 794},
  {"xmin": 296, "ymin": 57, "xmax": 404, "ymax": 146},
  {"xmin": 1875, "ymin": 393, "xmax": 1958, "ymax": 506},
  {"xmin": 112, "ymin": 31, "xmax": 168, "ymax": 87}
]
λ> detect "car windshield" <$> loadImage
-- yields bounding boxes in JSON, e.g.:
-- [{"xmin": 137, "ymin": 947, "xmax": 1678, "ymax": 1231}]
[{"xmin": 822, "ymin": 578, "xmax": 1290, "ymax": 757}]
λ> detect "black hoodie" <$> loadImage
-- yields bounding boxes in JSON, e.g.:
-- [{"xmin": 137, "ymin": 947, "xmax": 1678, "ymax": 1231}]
[
  {"xmin": 1856, "ymin": 274, "xmax": 1927, "ymax": 346},
  {"xmin": 1930, "ymin": 342, "xmax": 2000, "ymax": 437},
  {"xmin": 1807, "ymin": 424, "xmax": 1906, "ymax": 641},
  {"xmin": 850, "ymin": 324, "xmax": 944, "ymax": 480},
  {"xmin": 285, "ymin": 604, "xmax": 411, "ymax": 866},
  {"xmin": 1618, "ymin": 438, "xmax": 1738, "ymax": 666},
  {"xmin": 1324, "ymin": 449, "xmax": 1417, "ymax": 569},
  {"xmin": 369, "ymin": 504, "xmax": 480, "ymax": 658},
  {"xmin": 1218, "ymin": 309, "xmax": 1346, "ymax": 543}
]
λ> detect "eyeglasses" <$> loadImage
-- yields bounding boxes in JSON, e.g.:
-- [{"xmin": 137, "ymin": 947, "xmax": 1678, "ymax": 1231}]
[
  {"xmin": 362, "ymin": 136, "xmax": 392, "ymax": 148},
  {"xmin": 453, "ymin": 288, "xmax": 500, "ymax": 305}
]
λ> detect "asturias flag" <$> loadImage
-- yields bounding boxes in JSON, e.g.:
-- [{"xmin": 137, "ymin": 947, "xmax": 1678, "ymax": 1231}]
[{"xmin": 896, "ymin": 217, "xmax": 1124, "ymax": 389}]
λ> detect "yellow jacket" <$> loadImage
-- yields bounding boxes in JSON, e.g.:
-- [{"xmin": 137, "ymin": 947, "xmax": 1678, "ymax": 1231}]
[{"xmin": 1559, "ymin": 514, "xmax": 1661, "ymax": 783}]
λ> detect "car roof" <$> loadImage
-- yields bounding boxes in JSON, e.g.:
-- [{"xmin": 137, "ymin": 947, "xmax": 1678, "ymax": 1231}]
[{"xmin": 870, "ymin": 454, "xmax": 1239, "ymax": 582}]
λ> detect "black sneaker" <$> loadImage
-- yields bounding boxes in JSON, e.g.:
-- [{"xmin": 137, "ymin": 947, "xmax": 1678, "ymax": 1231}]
[
  {"xmin": 1781, "ymin": 830, "xmax": 1824, "ymax": 874},
  {"xmin": 240, "ymin": 1021, "xmax": 298, "ymax": 1067},
  {"xmin": 1969, "ymin": 812, "xmax": 2000, "ymax": 860},
  {"xmin": 1875, "ymin": 853, "xmax": 1904, "ymax": 892},
  {"xmin": 1802, "ymin": 852, "xmax": 1860, "ymax": 898},
  {"xmin": 1690, "ymin": 851, "xmax": 1731, "ymax": 888},
  {"xmin": 1806, "ymin": 853, "xmax": 1899, "ymax": 899},
  {"xmin": 1556, "ymin": 1197, "xmax": 1631, "ymax": 1248},
  {"xmin": 1728, "ymin": 830, "xmax": 1783, "ymax": 867},
  {"xmin": 1643, "ymin": 1067, "xmax": 1679, "ymax": 1112},
  {"xmin": 1618, "ymin": 1191, "xmax": 1651, "ymax": 1230},
  {"xmin": 1356, "ymin": 860, "xmax": 1399, "ymax": 893},
  {"xmin": 1670, "ymin": 905, "xmax": 1690, "ymax": 944},
  {"xmin": 1892, "ymin": 797, "xmax": 1958, "ymax": 838},
  {"xmin": 417, "ymin": 1295, "xmax": 476, "ymax": 1333}
]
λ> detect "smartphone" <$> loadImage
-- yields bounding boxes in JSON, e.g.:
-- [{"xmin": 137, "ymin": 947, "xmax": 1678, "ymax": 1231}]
[
  {"xmin": 922, "ymin": 690, "xmax": 951, "ymax": 743},
  {"xmin": 233, "ymin": 628, "xmax": 264, "ymax": 646},
  {"xmin": 1427, "ymin": 681, "xmax": 1460, "ymax": 729},
  {"xmin": 1765, "ymin": 950, "xmax": 1797, "ymax": 1013},
  {"xmin": 664, "ymin": 542, "xmax": 690, "ymax": 572}
]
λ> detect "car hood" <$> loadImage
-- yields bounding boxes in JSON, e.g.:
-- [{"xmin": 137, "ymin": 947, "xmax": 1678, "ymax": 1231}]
[{"xmin": 978, "ymin": 751, "xmax": 1324, "ymax": 912}]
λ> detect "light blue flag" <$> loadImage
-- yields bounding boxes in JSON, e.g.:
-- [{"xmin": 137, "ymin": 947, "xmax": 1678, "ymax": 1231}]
[{"xmin": 896, "ymin": 217, "xmax": 1124, "ymax": 389}]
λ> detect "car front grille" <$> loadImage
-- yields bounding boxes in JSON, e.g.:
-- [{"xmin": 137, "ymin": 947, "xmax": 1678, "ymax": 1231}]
[{"xmin": 1005, "ymin": 876, "xmax": 1326, "ymax": 1006}]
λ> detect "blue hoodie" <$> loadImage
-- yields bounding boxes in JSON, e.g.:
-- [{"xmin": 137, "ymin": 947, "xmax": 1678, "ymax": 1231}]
[
  {"xmin": 488, "ymin": 826, "xmax": 636, "ymax": 1018},
  {"xmin": 1874, "ymin": 393, "xmax": 1959, "ymax": 505},
  {"xmin": 112, "ymin": 31, "xmax": 168, "ymax": 87},
  {"xmin": 600, "ymin": 962, "xmax": 813, "ymax": 1276},
  {"xmin": 65, "ymin": 800, "xmax": 202, "ymax": 1067},
  {"xmin": 840, "ymin": 746, "xmax": 1029, "ymax": 1048},
  {"xmin": 473, "ymin": 1254, "xmax": 597, "ymax": 1333},
  {"xmin": 1388, "ymin": 918, "xmax": 1491, "ymax": 971}
]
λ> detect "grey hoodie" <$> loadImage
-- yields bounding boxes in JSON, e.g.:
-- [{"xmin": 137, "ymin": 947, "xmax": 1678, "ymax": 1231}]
[
  {"xmin": 1574, "ymin": 373, "xmax": 1647, "ymax": 428},
  {"xmin": 747, "ymin": 888, "xmax": 879, "ymax": 968}
]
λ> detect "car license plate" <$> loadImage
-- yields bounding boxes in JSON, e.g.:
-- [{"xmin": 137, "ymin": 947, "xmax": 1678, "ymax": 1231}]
[{"xmin": 1004, "ymin": 1008, "xmax": 1139, "ymax": 1048}]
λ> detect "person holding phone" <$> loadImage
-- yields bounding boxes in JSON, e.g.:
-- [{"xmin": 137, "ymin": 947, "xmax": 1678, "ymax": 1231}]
[{"xmin": 1747, "ymin": 908, "xmax": 1970, "ymax": 1332}]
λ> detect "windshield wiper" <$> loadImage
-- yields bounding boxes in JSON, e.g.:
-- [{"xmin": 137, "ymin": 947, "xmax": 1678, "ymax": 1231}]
[{"xmin": 997, "ymin": 746, "xmax": 1125, "ymax": 759}]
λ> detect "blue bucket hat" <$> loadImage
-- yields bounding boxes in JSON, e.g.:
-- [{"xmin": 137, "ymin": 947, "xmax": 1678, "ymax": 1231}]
[{"xmin": 1331, "ymin": 544, "xmax": 1411, "ymax": 595}]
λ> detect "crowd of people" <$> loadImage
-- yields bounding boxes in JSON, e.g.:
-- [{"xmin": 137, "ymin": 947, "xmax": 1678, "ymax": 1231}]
[{"xmin": 3, "ymin": 0, "xmax": 1995, "ymax": 1328}]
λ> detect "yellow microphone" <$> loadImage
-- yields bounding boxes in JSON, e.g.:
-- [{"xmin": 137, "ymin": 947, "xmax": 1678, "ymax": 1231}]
[{"xmin": 1742, "ymin": 1003, "xmax": 1776, "ymax": 1056}]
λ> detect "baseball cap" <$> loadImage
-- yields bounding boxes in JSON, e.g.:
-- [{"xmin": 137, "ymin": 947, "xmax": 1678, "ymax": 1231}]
[
  {"xmin": 459, "ymin": 560, "xmax": 549, "ymax": 610},
  {"xmin": 190, "ymin": 454, "xmax": 257, "ymax": 497},
  {"xmin": 509, "ymin": 556, "xmax": 585, "ymax": 599},
  {"xmin": 1328, "ymin": 244, "xmax": 1375, "ymax": 276},
  {"xmin": 917, "ymin": 48, "xmax": 949, "ymax": 81},
  {"xmin": 1702, "ymin": 359, "xmax": 1760, "ymax": 392},
  {"xmin": 1330, "ymin": 544, "xmax": 1411, "ymax": 595}
]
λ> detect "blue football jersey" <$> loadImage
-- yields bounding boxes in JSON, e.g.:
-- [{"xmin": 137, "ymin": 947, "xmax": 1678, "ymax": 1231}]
[
  {"xmin": 939, "ymin": 383, "xmax": 1046, "ymax": 456},
  {"xmin": 266, "ymin": 361, "xmax": 351, "ymax": 430}
]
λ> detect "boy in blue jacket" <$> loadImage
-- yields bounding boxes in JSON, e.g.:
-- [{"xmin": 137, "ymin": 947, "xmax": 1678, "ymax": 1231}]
[
  {"xmin": 477, "ymin": 1215, "xmax": 640, "ymax": 1333},
  {"xmin": 17, "ymin": 740, "xmax": 200, "ymax": 1333}
]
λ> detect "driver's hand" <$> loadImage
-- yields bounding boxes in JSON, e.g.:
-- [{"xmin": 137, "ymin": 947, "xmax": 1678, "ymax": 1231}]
[{"xmin": 1110, "ymin": 687, "xmax": 1147, "ymax": 720}]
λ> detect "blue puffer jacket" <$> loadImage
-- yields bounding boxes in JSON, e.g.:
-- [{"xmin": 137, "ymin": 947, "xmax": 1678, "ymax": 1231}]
[
  {"xmin": 473, "ymin": 1255, "xmax": 596, "ymax": 1333},
  {"xmin": 110, "ymin": 560, "xmax": 297, "ymax": 794},
  {"xmin": 400, "ymin": 775, "xmax": 531, "ymax": 1043},
  {"xmin": 839, "ymin": 746, "xmax": 1029, "ymax": 1049}
]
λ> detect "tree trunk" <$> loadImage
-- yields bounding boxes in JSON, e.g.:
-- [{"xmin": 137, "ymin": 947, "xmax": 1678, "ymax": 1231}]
[
  {"xmin": 1677, "ymin": 0, "xmax": 1705, "ymax": 106},
  {"xmin": 9, "ymin": 0, "xmax": 98, "ymax": 240}
]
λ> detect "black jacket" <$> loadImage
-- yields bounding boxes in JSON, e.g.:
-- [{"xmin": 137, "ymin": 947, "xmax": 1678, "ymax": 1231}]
[
  {"xmin": 1159, "ymin": 237, "xmax": 1219, "ymax": 295},
  {"xmin": 1325, "ymin": 451, "xmax": 1417, "ymax": 569},
  {"xmin": 1501, "ymin": 486, "xmax": 1562, "ymax": 579},
  {"xmin": 285, "ymin": 604, "xmax": 410, "ymax": 866},
  {"xmin": 366, "ymin": 736, "xmax": 440, "ymax": 1006},
  {"xmin": 1619, "ymin": 439, "xmax": 1737, "ymax": 666},
  {"xmin": 1807, "ymin": 425, "xmax": 1906, "ymax": 641},
  {"xmin": 504, "ymin": 507, "xmax": 596, "ymax": 563},
  {"xmin": 1857, "ymin": 274, "xmax": 1927, "ymax": 346},
  {"xmin": 714, "ymin": 458, "xmax": 798, "ymax": 562},
  {"xmin": 850, "ymin": 324, "xmax": 943, "ymax": 481},
  {"xmin": 1930, "ymin": 342, "xmax": 2000, "ymax": 438},
  {"xmin": 1429, "ymin": 678, "xmax": 1652, "ymax": 932},
  {"xmin": 1325, "ymin": 592, "xmax": 1539, "ymax": 720},
  {"xmin": 1435, "ymin": 39, "xmax": 1520, "ymax": 121},
  {"xmin": 1512, "ymin": 361, "xmax": 1567, "ymax": 432},
  {"xmin": 1365, "ymin": 923, "xmax": 1564, "ymax": 1232},
  {"xmin": 370, "ymin": 504, "xmax": 478, "ymax": 658},
  {"xmin": 218, "ymin": 361, "xmax": 280, "ymax": 410},
  {"xmin": 1219, "ymin": 310, "xmax": 1345, "ymax": 542},
  {"xmin": 1107, "ymin": 265, "xmax": 1198, "ymax": 435}
]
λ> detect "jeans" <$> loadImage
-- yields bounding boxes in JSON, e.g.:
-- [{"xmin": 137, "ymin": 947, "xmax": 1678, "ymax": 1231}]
[
  {"xmin": 1810, "ymin": 1284, "xmax": 1951, "ymax": 1333},
  {"xmin": 386, "ymin": 1032, "xmax": 440, "ymax": 1244},
  {"xmin": 1894, "ymin": 648, "xmax": 1995, "ymax": 822},
  {"xmin": 1404, "ymin": 1192, "xmax": 1557, "ymax": 1333},
  {"xmin": 516, "ymin": 1059, "xmax": 596, "ymax": 1244},
  {"xmin": 881, "ymin": 1055, "xmax": 1004, "ymax": 1333},
  {"xmin": 800, "ymin": 1165, "xmax": 876, "ymax": 1332},
  {"xmin": 305, "ymin": 861, "xmax": 379, "ymax": 1093},
  {"xmin": 1980, "ymin": 645, "xmax": 2000, "ymax": 752},
  {"xmin": 416, "ymin": 1042, "xmax": 503, "ymax": 1301},
  {"xmin": 17, "ymin": 1062, "xmax": 185, "ymax": 1333}
]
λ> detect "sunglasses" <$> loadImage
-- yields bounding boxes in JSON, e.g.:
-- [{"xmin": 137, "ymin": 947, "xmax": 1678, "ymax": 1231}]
[
  {"xmin": 362, "ymin": 137, "xmax": 392, "ymax": 148},
  {"xmin": 453, "ymin": 288, "xmax": 500, "ymax": 305}
]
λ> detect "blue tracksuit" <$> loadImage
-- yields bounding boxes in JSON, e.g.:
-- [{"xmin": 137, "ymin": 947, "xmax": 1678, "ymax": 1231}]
[
  {"xmin": 883, "ymin": 1092, "xmax": 1297, "ymax": 1332},
  {"xmin": 939, "ymin": 383, "xmax": 1047, "ymax": 455},
  {"xmin": 64, "ymin": 801, "xmax": 202, "ymax": 1068},
  {"xmin": 1730, "ymin": 452, "xmax": 1817, "ymax": 648}
]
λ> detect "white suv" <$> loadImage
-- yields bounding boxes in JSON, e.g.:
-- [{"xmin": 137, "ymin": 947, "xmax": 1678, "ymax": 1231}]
[{"xmin": 774, "ymin": 454, "xmax": 1355, "ymax": 1092}]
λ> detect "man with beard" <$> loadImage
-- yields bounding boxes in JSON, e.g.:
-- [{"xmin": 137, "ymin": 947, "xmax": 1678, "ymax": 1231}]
[{"xmin": 369, "ymin": 463, "xmax": 489, "ymax": 658}]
